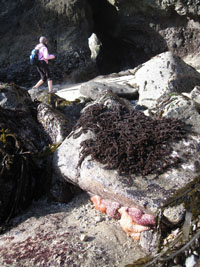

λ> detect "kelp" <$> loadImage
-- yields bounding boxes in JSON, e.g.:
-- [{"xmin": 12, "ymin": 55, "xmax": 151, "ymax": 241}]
[
  {"xmin": 0, "ymin": 128, "xmax": 54, "ymax": 233},
  {"xmin": 0, "ymin": 129, "xmax": 32, "ymax": 230},
  {"xmin": 72, "ymin": 103, "xmax": 188, "ymax": 176}
]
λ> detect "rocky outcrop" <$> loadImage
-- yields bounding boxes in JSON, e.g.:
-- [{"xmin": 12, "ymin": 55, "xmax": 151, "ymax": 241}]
[
  {"xmin": 134, "ymin": 51, "xmax": 200, "ymax": 108},
  {"xmin": 150, "ymin": 90, "xmax": 200, "ymax": 134},
  {"xmin": 0, "ymin": 0, "xmax": 96, "ymax": 86},
  {"xmin": 1, "ymin": 0, "xmax": 200, "ymax": 87},
  {"xmin": 80, "ymin": 71, "xmax": 138, "ymax": 100},
  {"xmin": 37, "ymin": 102, "xmax": 73, "ymax": 144},
  {"xmin": 52, "ymin": 89, "xmax": 200, "ymax": 226},
  {"xmin": 1, "ymin": 60, "xmax": 200, "ymax": 264},
  {"xmin": 32, "ymin": 90, "xmax": 87, "ymax": 143},
  {"xmin": 0, "ymin": 82, "xmax": 33, "ymax": 111},
  {"xmin": 79, "ymin": 51, "xmax": 200, "ymax": 109}
]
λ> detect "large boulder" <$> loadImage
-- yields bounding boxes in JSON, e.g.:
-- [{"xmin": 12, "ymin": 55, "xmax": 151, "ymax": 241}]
[
  {"xmin": 0, "ymin": 82, "xmax": 32, "ymax": 111},
  {"xmin": 33, "ymin": 90, "xmax": 87, "ymax": 144},
  {"xmin": 131, "ymin": 51, "xmax": 200, "ymax": 108},
  {"xmin": 53, "ymin": 91, "xmax": 200, "ymax": 224},
  {"xmin": 37, "ymin": 103, "xmax": 73, "ymax": 144},
  {"xmin": 150, "ymin": 91, "xmax": 200, "ymax": 134},
  {"xmin": 80, "ymin": 71, "xmax": 138, "ymax": 100}
]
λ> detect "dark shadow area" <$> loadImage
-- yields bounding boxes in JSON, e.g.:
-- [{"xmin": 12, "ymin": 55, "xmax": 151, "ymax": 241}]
[
  {"xmin": 87, "ymin": 0, "xmax": 168, "ymax": 75},
  {"xmin": 87, "ymin": 0, "xmax": 121, "ymax": 74},
  {"xmin": 0, "ymin": 0, "xmax": 194, "ymax": 87},
  {"xmin": 0, "ymin": 0, "xmax": 94, "ymax": 88}
]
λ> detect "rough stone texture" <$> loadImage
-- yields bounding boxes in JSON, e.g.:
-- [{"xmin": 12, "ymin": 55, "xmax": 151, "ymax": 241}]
[
  {"xmin": 0, "ymin": 82, "xmax": 33, "ymax": 111},
  {"xmin": 110, "ymin": 0, "xmax": 200, "ymax": 67},
  {"xmin": 185, "ymin": 85, "xmax": 200, "ymax": 110},
  {"xmin": 0, "ymin": 107, "xmax": 47, "ymax": 153},
  {"xmin": 53, "ymin": 128, "xmax": 200, "ymax": 220},
  {"xmin": 0, "ymin": 0, "xmax": 96, "ymax": 86},
  {"xmin": 0, "ymin": 106, "xmax": 51, "ymax": 225},
  {"xmin": 151, "ymin": 92, "xmax": 200, "ymax": 134},
  {"xmin": 0, "ymin": 193, "xmax": 147, "ymax": 267},
  {"xmin": 88, "ymin": 33, "xmax": 102, "ymax": 61},
  {"xmin": 28, "ymin": 87, "xmax": 49, "ymax": 102},
  {"xmin": 2, "ymin": 0, "xmax": 200, "ymax": 86},
  {"xmin": 80, "ymin": 71, "xmax": 138, "ymax": 100},
  {"xmin": 115, "ymin": 0, "xmax": 200, "ymax": 16},
  {"xmin": 37, "ymin": 102, "xmax": 73, "ymax": 144},
  {"xmin": 163, "ymin": 203, "xmax": 186, "ymax": 225},
  {"xmin": 132, "ymin": 51, "xmax": 200, "ymax": 108},
  {"xmin": 53, "ymin": 90, "xmax": 200, "ymax": 224},
  {"xmin": 35, "ymin": 91, "xmax": 87, "ymax": 124}
]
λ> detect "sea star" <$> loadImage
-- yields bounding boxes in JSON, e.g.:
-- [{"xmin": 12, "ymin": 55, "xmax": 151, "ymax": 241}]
[{"xmin": 90, "ymin": 195, "xmax": 155, "ymax": 241}]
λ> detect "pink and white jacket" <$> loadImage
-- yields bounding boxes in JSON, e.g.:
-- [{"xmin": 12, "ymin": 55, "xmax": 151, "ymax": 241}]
[{"xmin": 35, "ymin": 43, "xmax": 55, "ymax": 64}]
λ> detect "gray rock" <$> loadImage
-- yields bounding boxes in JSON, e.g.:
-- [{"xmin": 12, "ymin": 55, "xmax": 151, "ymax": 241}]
[
  {"xmin": 0, "ymin": 82, "xmax": 32, "ymax": 111},
  {"xmin": 37, "ymin": 103, "xmax": 73, "ymax": 144},
  {"xmin": 163, "ymin": 204, "xmax": 186, "ymax": 225},
  {"xmin": 53, "ymin": 93, "xmax": 200, "ymax": 224},
  {"xmin": 152, "ymin": 92, "xmax": 200, "ymax": 134},
  {"xmin": 28, "ymin": 87, "xmax": 47, "ymax": 102},
  {"xmin": 80, "ymin": 73, "xmax": 138, "ymax": 100},
  {"xmin": 186, "ymin": 86, "xmax": 200, "ymax": 111},
  {"xmin": 139, "ymin": 230, "xmax": 160, "ymax": 254},
  {"xmin": 132, "ymin": 51, "xmax": 200, "ymax": 108}
]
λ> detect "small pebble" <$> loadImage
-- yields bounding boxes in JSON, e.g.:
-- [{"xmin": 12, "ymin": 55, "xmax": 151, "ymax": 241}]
[
  {"xmin": 80, "ymin": 234, "xmax": 89, "ymax": 242},
  {"xmin": 95, "ymin": 216, "xmax": 103, "ymax": 223}
]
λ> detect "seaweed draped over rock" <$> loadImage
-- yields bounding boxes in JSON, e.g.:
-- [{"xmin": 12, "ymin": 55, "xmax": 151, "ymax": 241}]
[
  {"xmin": 0, "ymin": 107, "xmax": 51, "ymax": 228},
  {"xmin": 72, "ymin": 103, "xmax": 188, "ymax": 176},
  {"xmin": 0, "ymin": 130, "xmax": 36, "ymax": 227}
]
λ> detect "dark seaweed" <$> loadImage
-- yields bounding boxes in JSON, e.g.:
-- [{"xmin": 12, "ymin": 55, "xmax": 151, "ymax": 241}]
[{"xmin": 72, "ymin": 103, "xmax": 188, "ymax": 176}]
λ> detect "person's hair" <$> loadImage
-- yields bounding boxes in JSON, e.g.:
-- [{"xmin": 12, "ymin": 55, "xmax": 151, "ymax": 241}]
[{"xmin": 39, "ymin": 36, "xmax": 47, "ymax": 45}]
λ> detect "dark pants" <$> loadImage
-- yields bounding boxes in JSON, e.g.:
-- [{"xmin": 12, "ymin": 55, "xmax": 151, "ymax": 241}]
[{"xmin": 36, "ymin": 60, "xmax": 51, "ymax": 82}]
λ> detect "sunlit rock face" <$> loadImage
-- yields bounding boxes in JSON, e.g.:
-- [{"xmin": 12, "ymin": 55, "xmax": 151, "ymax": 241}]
[{"xmin": 52, "ymin": 88, "xmax": 200, "ymax": 225}]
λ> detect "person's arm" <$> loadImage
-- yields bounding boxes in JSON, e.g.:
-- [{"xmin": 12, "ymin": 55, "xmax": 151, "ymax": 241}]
[{"xmin": 42, "ymin": 46, "xmax": 55, "ymax": 60}]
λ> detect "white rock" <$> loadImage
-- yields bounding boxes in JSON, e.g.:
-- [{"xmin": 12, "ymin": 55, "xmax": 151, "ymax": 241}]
[
  {"xmin": 130, "ymin": 51, "xmax": 200, "ymax": 108},
  {"xmin": 185, "ymin": 254, "xmax": 197, "ymax": 267}
]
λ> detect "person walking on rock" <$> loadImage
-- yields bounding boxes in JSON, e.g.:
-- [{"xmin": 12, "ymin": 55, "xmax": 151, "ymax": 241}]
[{"xmin": 32, "ymin": 36, "xmax": 55, "ymax": 93}]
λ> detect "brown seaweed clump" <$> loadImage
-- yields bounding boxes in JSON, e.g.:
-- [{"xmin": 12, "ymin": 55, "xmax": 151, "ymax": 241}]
[{"xmin": 72, "ymin": 103, "xmax": 188, "ymax": 176}]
